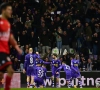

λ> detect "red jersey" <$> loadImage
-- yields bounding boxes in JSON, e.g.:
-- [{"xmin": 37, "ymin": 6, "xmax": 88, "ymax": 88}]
[{"xmin": 0, "ymin": 17, "xmax": 11, "ymax": 54}]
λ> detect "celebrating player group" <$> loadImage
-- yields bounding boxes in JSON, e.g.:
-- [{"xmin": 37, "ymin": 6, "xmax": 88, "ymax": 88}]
[
  {"xmin": 0, "ymin": 2, "xmax": 82, "ymax": 89},
  {"xmin": 23, "ymin": 48, "xmax": 83, "ymax": 88}
]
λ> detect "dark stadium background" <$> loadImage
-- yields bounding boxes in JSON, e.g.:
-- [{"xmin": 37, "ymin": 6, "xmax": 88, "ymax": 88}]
[{"xmin": 0, "ymin": 0, "xmax": 100, "ymax": 88}]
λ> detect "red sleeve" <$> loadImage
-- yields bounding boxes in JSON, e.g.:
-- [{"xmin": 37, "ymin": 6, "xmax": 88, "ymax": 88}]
[{"xmin": 0, "ymin": 19, "xmax": 10, "ymax": 32}]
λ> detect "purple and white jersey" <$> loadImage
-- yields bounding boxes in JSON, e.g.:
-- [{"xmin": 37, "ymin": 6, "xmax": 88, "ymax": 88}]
[
  {"xmin": 24, "ymin": 53, "xmax": 35, "ymax": 69},
  {"xmin": 56, "ymin": 64, "xmax": 72, "ymax": 80},
  {"xmin": 71, "ymin": 59, "xmax": 80, "ymax": 72},
  {"xmin": 56, "ymin": 64, "xmax": 71, "ymax": 74},
  {"xmin": 51, "ymin": 59, "xmax": 61, "ymax": 69},
  {"xmin": 51, "ymin": 59, "xmax": 61, "ymax": 77},
  {"xmin": 24, "ymin": 53, "xmax": 35, "ymax": 76},
  {"xmin": 35, "ymin": 66, "xmax": 45, "ymax": 78}
]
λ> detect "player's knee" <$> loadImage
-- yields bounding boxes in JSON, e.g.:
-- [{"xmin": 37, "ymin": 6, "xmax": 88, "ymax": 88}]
[
  {"xmin": 51, "ymin": 76, "xmax": 54, "ymax": 80},
  {"xmin": 31, "ymin": 76, "xmax": 34, "ymax": 80},
  {"xmin": 27, "ymin": 76, "xmax": 30, "ymax": 81},
  {"xmin": 56, "ymin": 77, "xmax": 59, "ymax": 82},
  {"xmin": 27, "ymin": 76, "xmax": 30, "ymax": 78}
]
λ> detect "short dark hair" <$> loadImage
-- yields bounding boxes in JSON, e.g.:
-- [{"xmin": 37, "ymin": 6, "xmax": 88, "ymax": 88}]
[
  {"xmin": 42, "ymin": 64, "xmax": 46, "ymax": 67},
  {"xmin": 62, "ymin": 61, "xmax": 66, "ymax": 64},
  {"xmin": 53, "ymin": 53, "xmax": 58, "ymax": 57},
  {"xmin": 0, "ymin": 2, "xmax": 11, "ymax": 13}
]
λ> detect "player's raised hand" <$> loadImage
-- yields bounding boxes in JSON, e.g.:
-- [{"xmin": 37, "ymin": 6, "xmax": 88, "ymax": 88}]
[
  {"xmin": 23, "ymin": 69, "xmax": 26, "ymax": 74},
  {"xmin": 36, "ymin": 52, "xmax": 39, "ymax": 54}
]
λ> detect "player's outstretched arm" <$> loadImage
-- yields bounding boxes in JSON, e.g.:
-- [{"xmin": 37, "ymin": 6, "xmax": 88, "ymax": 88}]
[
  {"xmin": 56, "ymin": 65, "xmax": 63, "ymax": 73},
  {"xmin": 43, "ymin": 61, "xmax": 51, "ymax": 64}
]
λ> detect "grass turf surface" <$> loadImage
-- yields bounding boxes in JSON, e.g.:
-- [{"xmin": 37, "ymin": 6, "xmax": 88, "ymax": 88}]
[{"xmin": 0, "ymin": 88, "xmax": 100, "ymax": 90}]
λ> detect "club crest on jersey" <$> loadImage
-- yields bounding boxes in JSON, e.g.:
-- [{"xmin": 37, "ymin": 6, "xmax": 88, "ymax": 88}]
[{"xmin": 7, "ymin": 57, "xmax": 11, "ymax": 61}]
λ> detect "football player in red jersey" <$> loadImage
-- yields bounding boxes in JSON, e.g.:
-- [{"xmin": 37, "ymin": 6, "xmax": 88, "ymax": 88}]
[{"xmin": 0, "ymin": 2, "xmax": 22, "ymax": 90}]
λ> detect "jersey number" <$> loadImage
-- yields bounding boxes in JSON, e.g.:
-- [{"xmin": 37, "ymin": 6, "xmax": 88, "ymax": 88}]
[
  {"xmin": 38, "ymin": 69, "xmax": 44, "ymax": 78},
  {"xmin": 30, "ymin": 57, "xmax": 33, "ymax": 64}
]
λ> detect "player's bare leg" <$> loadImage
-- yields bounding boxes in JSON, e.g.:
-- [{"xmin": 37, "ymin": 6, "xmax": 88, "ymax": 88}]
[
  {"xmin": 56, "ymin": 78, "xmax": 60, "ymax": 88},
  {"xmin": 78, "ymin": 78, "xmax": 82, "ymax": 88},
  {"xmin": 70, "ymin": 78, "xmax": 77, "ymax": 88},
  {"xmin": 27, "ymin": 76, "xmax": 30, "ymax": 88},
  {"xmin": 66, "ymin": 80, "xmax": 71, "ymax": 88},
  {"xmin": 29, "ymin": 76, "xmax": 35, "ymax": 88},
  {"xmin": 5, "ymin": 65, "xmax": 14, "ymax": 90},
  {"xmin": 51, "ymin": 76, "xmax": 54, "ymax": 87}
]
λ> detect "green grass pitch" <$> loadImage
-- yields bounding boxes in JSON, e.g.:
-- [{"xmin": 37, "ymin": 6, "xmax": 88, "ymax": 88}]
[{"xmin": 0, "ymin": 88, "xmax": 100, "ymax": 90}]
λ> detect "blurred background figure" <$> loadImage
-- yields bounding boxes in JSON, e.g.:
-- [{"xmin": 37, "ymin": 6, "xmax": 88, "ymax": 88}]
[{"xmin": 87, "ymin": 59, "xmax": 93, "ymax": 71}]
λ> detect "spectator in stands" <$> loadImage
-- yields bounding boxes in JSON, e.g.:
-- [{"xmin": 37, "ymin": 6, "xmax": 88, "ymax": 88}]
[
  {"xmin": 25, "ymin": 45, "xmax": 29, "ymax": 49},
  {"xmin": 20, "ymin": 31, "xmax": 27, "ymax": 46},
  {"xmin": 49, "ymin": 21, "xmax": 56, "ymax": 49},
  {"xmin": 24, "ymin": 48, "xmax": 28, "ymax": 55},
  {"xmin": 95, "ymin": 24, "xmax": 100, "ymax": 33},
  {"xmin": 20, "ymin": 63, "xmax": 24, "ymax": 71},
  {"xmin": 85, "ymin": 22, "xmax": 92, "ymax": 52},
  {"xmin": 40, "ymin": 23, "xmax": 48, "ymax": 34},
  {"xmin": 25, "ymin": 17, "xmax": 32, "ymax": 28},
  {"xmin": 92, "ymin": 59, "xmax": 98, "ymax": 70},
  {"xmin": 56, "ymin": 30, "xmax": 70, "ymax": 56},
  {"xmin": 55, "ymin": 16, "xmax": 61, "ymax": 28},
  {"xmin": 75, "ymin": 22, "xmax": 84, "ymax": 52},
  {"xmin": 46, "ymin": 5, "xmax": 57, "ymax": 14},
  {"xmin": 92, "ymin": 33, "xmax": 98, "ymax": 55},
  {"xmin": 54, "ymin": 27, "xmax": 62, "ymax": 55},
  {"xmin": 40, "ymin": 31, "xmax": 50, "ymax": 55},
  {"xmin": 62, "ymin": 53, "xmax": 70, "ymax": 66},
  {"xmin": 12, "ymin": 57, "xmax": 20, "ymax": 71},
  {"xmin": 29, "ymin": 32, "xmax": 38, "ymax": 52},
  {"xmin": 80, "ymin": 57, "xmax": 87, "ymax": 71},
  {"xmin": 87, "ymin": 59, "xmax": 93, "ymax": 71}
]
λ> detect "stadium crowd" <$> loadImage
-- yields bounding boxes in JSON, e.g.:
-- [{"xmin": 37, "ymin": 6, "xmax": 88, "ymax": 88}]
[{"xmin": 1, "ymin": 0, "xmax": 100, "ymax": 71}]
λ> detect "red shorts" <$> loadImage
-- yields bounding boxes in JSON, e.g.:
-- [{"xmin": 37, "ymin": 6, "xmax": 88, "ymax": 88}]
[{"xmin": 0, "ymin": 53, "xmax": 12, "ymax": 72}]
